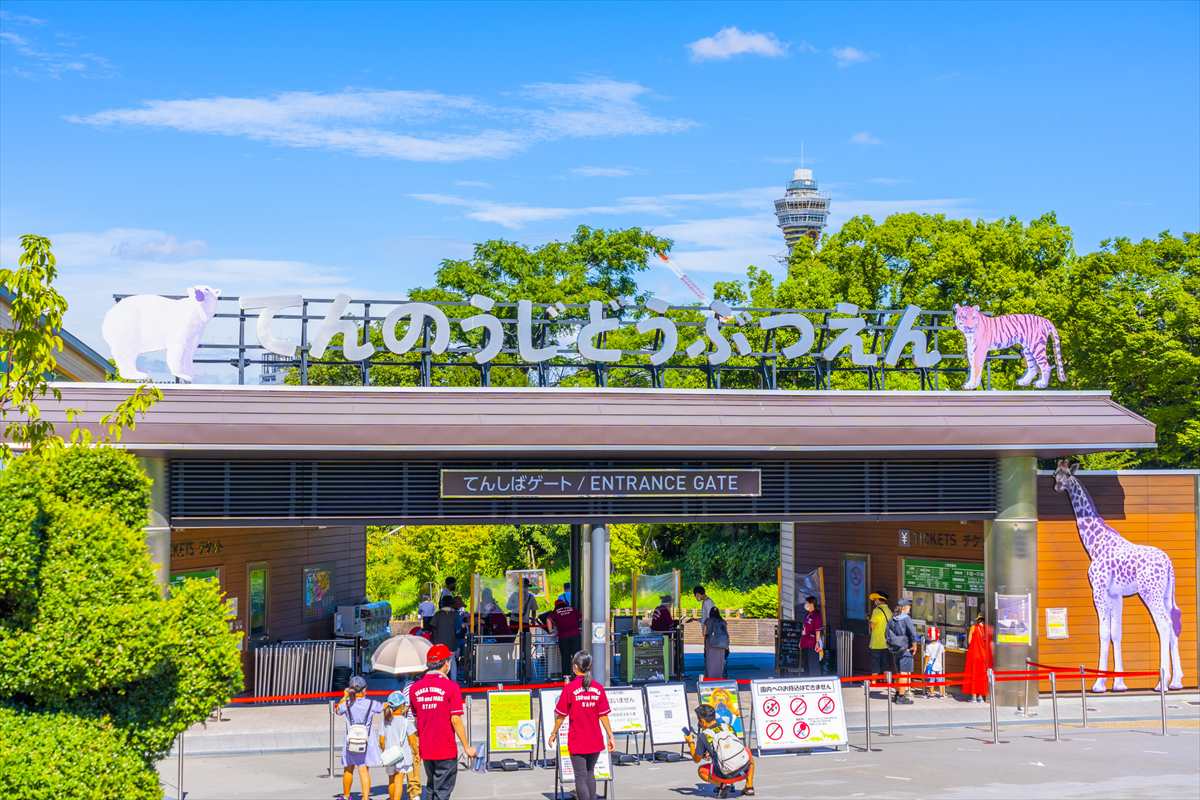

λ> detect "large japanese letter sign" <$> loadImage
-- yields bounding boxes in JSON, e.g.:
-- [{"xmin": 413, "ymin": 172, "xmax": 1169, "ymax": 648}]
[
  {"xmin": 749, "ymin": 677, "xmax": 848, "ymax": 752},
  {"xmin": 102, "ymin": 286, "xmax": 220, "ymax": 381}
]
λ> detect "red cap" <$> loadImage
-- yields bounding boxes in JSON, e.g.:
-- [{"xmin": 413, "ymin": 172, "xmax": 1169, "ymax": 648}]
[{"xmin": 427, "ymin": 643, "xmax": 452, "ymax": 665}]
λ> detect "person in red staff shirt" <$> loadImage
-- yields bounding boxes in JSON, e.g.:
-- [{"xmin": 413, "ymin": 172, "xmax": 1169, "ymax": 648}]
[
  {"xmin": 409, "ymin": 644, "xmax": 476, "ymax": 800},
  {"xmin": 548, "ymin": 651, "xmax": 615, "ymax": 800},
  {"xmin": 549, "ymin": 599, "xmax": 583, "ymax": 678}
]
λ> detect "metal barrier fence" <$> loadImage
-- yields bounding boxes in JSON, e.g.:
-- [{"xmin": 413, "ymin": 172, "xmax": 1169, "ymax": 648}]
[
  {"xmin": 252, "ymin": 640, "xmax": 337, "ymax": 701},
  {"xmin": 836, "ymin": 630, "xmax": 853, "ymax": 677}
]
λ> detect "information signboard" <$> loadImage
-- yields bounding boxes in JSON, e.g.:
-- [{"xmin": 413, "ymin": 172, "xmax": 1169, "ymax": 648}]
[
  {"xmin": 540, "ymin": 688, "xmax": 612, "ymax": 784},
  {"xmin": 643, "ymin": 683, "xmax": 690, "ymax": 746},
  {"xmin": 606, "ymin": 687, "xmax": 648, "ymax": 733},
  {"xmin": 749, "ymin": 677, "xmax": 848, "ymax": 752},
  {"xmin": 488, "ymin": 690, "xmax": 535, "ymax": 753},
  {"xmin": 698, "ymin": 680, "xmax": 745, "ymax": 737},
  {"xmin": 902, "ymin": 558, "xmax": 984, "ymax": 593}
]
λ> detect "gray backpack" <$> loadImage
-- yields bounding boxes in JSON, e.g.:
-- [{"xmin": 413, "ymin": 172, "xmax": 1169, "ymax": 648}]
[{"xmin": 885, "ymin": 616, "xmax": 911, "ymax": 653}]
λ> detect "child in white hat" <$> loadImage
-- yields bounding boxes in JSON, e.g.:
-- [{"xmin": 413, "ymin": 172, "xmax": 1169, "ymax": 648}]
[{"xmin": 380, "ymin": 688, "xmax": 421, "ymax": 800}]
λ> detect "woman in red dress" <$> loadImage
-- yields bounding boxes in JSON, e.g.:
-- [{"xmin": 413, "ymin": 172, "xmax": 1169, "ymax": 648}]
[{"xmin": 962, "ymin": 614, "xmax": 992, "ymax": 702}]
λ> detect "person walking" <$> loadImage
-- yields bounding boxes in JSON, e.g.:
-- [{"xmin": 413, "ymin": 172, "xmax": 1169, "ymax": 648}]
[
  {"xmin": 685, "ymin": 703, "xmax": 755, "ymax": 798},
  {"xmin": 547, "ymin": 651, "xmax": 615, "ymax": 800},
  {"xmin": 867, "ymin": 591, "xmax": 892, "ymax": 686},
  {"xmin": 704, "ymin": 606, "xmax": 730, "ymax": 680},
  {"xmin": 410, "ymin": 644, "xmax": 476, "ymax": 800},
  {"xmin": 800, "ymin": 595, "xmax": 824, "ymax": 677},
  {"xmin": 549, "ymin": 598, "xmax": 582, "ymax": 679},
  {"xmin": 963, "ymin": 613, "xmax": 993, "ymax": 702},
  {"xmin": 333, "ymin": 675, "xmax": 383, "ymax": 800},
  {"xmin": 380, "ymin": 689, "xmax": 421, "ymax": 800},
  {"xmin": 885, "ymin": 598, "xmax": 919, "ymax": 704}
]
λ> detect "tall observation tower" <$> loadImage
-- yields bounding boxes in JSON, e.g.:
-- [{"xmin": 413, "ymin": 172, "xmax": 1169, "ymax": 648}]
[{"xmin": 774, "ymin": 168, "xmax": 831, "ymax": 250}]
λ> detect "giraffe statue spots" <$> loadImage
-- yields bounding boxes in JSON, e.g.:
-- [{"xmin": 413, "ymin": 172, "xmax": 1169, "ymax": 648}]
[{"xmin": 1053, "ymin": 460, "xmax": 1184, "ymax": 691}]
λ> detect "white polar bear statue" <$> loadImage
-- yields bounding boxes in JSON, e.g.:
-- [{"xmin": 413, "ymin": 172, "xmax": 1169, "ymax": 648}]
[{"xmin": 102, "ymin": 286, "xmax": 221, "ymax": 382}]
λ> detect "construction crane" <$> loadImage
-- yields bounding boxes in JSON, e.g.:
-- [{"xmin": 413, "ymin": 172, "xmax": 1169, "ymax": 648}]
[{"xmin": 656, "ymin": 251, "xmax": 712, "ymax": 306}]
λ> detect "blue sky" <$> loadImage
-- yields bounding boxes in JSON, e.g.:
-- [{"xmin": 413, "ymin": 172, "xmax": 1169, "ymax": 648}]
[{"xmin": 2, "ymin": 0, "xmax": 1197, "ymax": 351}]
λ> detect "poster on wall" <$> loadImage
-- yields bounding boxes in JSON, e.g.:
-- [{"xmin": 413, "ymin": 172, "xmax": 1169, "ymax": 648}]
[
  {"xmin": 995, "ymin": 593, "xmax": 1032, "ymax": 645},
  {"xmin": 1045, "ymin": 607, "xmax": 1069, "ymax": 640},
  {"xmin": 842, "ymin": 556, "xmax": 868, "ymax": 621},
  {"xmin": 248, "ymin": 566, "xmax": 268, "ymax": 636},
  {"xmin": 302, "ymin": 563, "xmax": 336, "ymax": 621},
  {"xmin": 698, "ymin": 681, "xmax": 744, "ymax": 737}
]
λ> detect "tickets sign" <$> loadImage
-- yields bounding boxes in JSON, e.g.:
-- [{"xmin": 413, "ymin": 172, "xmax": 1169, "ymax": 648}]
[
  {"xmin": 749, "ymin": 677, "xmax": 848, "ymax": 751},
  {"xmin": 606, "ymin": 687, "xmax": 649, "ymax": 733},
  {"xmin": 643, "ymin": 682, "xmax": 690, "ymax": 745}
]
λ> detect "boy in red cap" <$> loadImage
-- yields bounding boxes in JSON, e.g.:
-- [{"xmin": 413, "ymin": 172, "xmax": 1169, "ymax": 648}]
[{"xmin": 409, "ymin": 643, "xmax": 476, "ymax": 800}]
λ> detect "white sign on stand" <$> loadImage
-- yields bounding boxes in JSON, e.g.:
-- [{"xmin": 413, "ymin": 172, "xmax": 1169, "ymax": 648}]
[
  {"xmin": 540, "ymin": 688, "xmax": 612, "ymax": 793},
  {"xmin": 749, "ymin": 677, "xmax": 848, "ymax": 752},
  {"xmin": 643, "ymin": 682, "xmax": 690, "ymax": 746},
  {"xmin": 606, "ymin": 688, "xmax": 648, "ymax": 733}
]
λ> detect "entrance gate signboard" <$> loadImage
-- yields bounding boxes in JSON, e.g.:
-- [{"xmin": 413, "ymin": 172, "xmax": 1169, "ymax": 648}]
[
  {"xmin": 443, "ymin": 468, "xmax": 761, "ymax": 499},
  {"xmin": 749, "ymin": 677, "xmax": 848, "ymax": 752},
  {"xmin": 643, "ymin": 683, "xmax": 691, "ymax": 747}
]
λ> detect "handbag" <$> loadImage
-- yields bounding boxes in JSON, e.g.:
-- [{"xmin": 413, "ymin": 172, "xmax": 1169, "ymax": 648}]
[
  {"xmin": 380, "ymin": 744, "xmax": 406, "ymax": 767},
  {"xmin": 346, "ymin": 703, "xmax": 370, "ymax": 754}
]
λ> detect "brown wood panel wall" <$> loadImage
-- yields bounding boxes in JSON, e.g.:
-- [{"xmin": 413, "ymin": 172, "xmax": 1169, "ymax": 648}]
[
  {"xmin": 168, "ymin": 525, "xmax": 368, "ymax": 682},
  {"xmin": 1036, "ymin": 473, "xmax": 1197, "ymax": 690},
  {"xmin": 792, "ymin": 520, "xmax": 985, "ymax": 675}
]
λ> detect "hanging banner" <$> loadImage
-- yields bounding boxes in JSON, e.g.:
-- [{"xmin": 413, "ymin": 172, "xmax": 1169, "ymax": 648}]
[
  {"xmin": 697, "ymin": 680, "xmax": 745, "ymax": 737},
  {"xmin": 749, "ymin": 677, "xmax": 848, "ymax": 751},
  {"xmin": 1045, "ymin": 607, "xmax": 1069, "ymax": 640},
  {"xmin": 606, "ymin": 687, "xmax": 649, "ymax": 733},
  {"xmin": 995, "ymin": 593, "xmax": 1033, "ymax": 645},
  {"xmin": 643, "ymin": 682, "xmax": 690, "ymax": 746},
  {"xmin": 488, "ymin": 690, "xmax": 535, "ymax": 752},
  {"xmin": 541, "ymin": 688, "xmax": 612, "ymax": 783}
]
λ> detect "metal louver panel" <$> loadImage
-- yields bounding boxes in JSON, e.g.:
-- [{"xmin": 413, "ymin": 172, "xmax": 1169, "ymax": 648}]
[{"xmin": 169, "ymin": 458, "xmax": 997, "ymax": 525}]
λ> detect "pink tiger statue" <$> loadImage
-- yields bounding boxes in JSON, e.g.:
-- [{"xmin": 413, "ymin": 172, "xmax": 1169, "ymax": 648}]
[{"xmin": 953, "ymin": 304, "xmax": 1065, "ymax": 390}]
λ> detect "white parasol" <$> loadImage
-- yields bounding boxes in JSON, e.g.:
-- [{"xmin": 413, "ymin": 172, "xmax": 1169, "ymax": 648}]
[{"xmin": 371, "ymin": 634, "xmax": 433, "ymax": 675}]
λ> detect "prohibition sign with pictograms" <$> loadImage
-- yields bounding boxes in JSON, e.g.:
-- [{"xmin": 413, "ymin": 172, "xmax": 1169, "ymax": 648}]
[
  {"xmin": 762, "ymin": 698, "xmax": 780, "ymax": 717},
  {"xmin": 764, "ymin": 722, "xmax": 783, "ymax": 741},
  {"xmin": 793, "ymin": 721, "xmax": 811, "ymax": 740},
  {"xmin": 817, "ymin": 695, "xmax": 835, "ymax": 714},
  {"xmin": 789, "ymin": 696, "xmax": 807, "ymax": 715}
]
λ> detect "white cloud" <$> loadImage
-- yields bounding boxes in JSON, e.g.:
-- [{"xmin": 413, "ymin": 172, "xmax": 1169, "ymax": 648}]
[
  {"xmin": 570, "ymin": 166, "xmax": 636, "ymax": 177},
  {"xmin": 832, "ymin": 46, "xmax": 874, "ymax": 67},
  {"xmin": 849, "ymin": 131, "xmax": 882, "ymax": 145},
  {"xmin": 71, "ymin": 80, "xmax": 694, "ymax": 163},
  {"xmin": 0, "ymin": 16, "xmax": 115, "ymax": 78},
  {"xmin": 0, "ymin": 10, "xmax": 47, "ymax": 25},
  {"xmin": 688, "ymin": 26, "xmax": 788, "ymax": 61},
  {"xmin": 410, "ymin": 192, "xmax": 669, "ymax": 229},
  {"xmin": 454, "ymin": 180, "xmax": 492, "ymax": 188},
  {"xmin": 828, "ymin": 198, "xmax": 976, "ymax": 228}
]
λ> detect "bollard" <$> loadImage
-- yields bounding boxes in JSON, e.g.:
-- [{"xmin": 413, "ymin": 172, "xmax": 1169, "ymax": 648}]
[
  {"xmin": 987, "ymin": 669, "xmax": 998, "ymax": 744},
  {"xmin": 1049, "ymin": 672, "xmax": 1060, "ymax": 741},
  {"xmin": 1020, "ymin": 657, "xmax": 1030, "ymax": 715},
  {"xmin": 884, "ymin": 671, "xmax": 894, "ymax": 737},
  {"xmin": 328, "ymin": 701, "xmax": 335, "ymax": 778},
  {"xmin": 1159, "ymin": 668, "xmax": 1168, "ymax": 737},
  {"xmin": 176, "ymin": 732, "xmax": 184, "ymax": 800},
  {"xmin": 863, "ymin": 680, "xmax": 872, "ymax": 753},
  {"xmin": 1079, "ymin": 666, "xmax": 1088, "ymax": 728}
]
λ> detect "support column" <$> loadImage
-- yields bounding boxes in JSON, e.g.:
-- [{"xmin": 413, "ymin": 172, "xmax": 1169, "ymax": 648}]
[
  {"xmin": 579, "ymin": 524, "xmax": 593, "ymax": 670},
  {"xmin": 985, "ymin": 456, "xmax": 1038, "ymax": 708},
  {"xmin": 569, "ymin": 525, "xmax": 583, "ymax": 612},
  {"xmin": 589, "ymin": 524, "xmax": 611, "ymax": 684},
  {"xmin": 138, "ymin": 455, "xmax": 171, "ymax": 598}
]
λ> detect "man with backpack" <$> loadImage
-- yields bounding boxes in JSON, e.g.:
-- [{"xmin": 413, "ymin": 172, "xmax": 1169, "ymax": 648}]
[
  {"xmin": 885, "ymin": 598, "xmax": 919, "ymax": 705},
  {"xmin": 684, "ymin": 703, "xmax": 755, "ymax": 798}
]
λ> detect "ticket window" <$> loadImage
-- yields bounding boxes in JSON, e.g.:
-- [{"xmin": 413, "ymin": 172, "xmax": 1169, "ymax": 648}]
[{"xmin": 900, "ymin": 558, "xmax": 984, "ymax": 654}]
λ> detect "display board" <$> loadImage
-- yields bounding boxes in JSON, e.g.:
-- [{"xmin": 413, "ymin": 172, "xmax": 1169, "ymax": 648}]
[
  {"xmin": 606, "ymin": 687, "xmax": 648, "ymax": 733},
  {"xmin": 903, "ymin": 559, "xmax": 985, "ymax": 593},
  {"xmin": 540, "ymin": 688, "xmax": 613, "ymax": 784},
  {"xmin": 995, "ymin": 593, "xmax": 1033, "ymax": 645},
  {"xmin": 488, "ymin": 690, "xmax": 536, "ymax": 753},
  {"xmin": 169, "ymin": 567, "xmax": 219, "ymax": 595},
  {"xmin": 643, "ymin": 682, "xmax": 690, "ymax": 746},
  {"xmin": 777, "ymin": 620, "xmax": 803, "ymax": 673},
  {"xmin": 698, "ymin": 680, "xmax": 745, "ymax": 737},
  {"xmin": 749, "ymin": 677, "xmax": 848, "ymax": 752}
]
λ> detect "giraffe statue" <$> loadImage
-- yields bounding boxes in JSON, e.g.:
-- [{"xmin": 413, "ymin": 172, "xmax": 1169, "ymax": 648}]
[{"xmin": 1053, "ymin": 460, "xmax": 1184, "ymax": 691}]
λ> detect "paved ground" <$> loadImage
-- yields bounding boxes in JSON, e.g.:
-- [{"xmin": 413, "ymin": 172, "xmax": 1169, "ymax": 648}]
[{"xmin": 160, "ymin": 719, "xmax": 1200, "ymax": 800}]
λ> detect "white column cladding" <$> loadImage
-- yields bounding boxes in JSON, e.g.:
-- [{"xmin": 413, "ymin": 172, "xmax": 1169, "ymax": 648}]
[
  {"xmin": 780, "ymin": 522, "xmax": 796, "ymax": 621},
  {"xmin": 588, "ymin": 524, "xmax": 611, "ymax": 684},
  {"xmin": 984, "ymin": 455, "xmax": 1039, "ymax": 708},
  {"xmin": 138, "ymin": 455, "xmax": 171, "ymax": 598}
]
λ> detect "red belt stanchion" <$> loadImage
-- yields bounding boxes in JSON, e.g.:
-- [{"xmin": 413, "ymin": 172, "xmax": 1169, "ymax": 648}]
[
  {"xmin": 987, "ymin": 668, "xmax": 998, "ymax": 744},
  {"xmin": 863, "ymin": 680, "xmax": 872, "ymax": 754}
]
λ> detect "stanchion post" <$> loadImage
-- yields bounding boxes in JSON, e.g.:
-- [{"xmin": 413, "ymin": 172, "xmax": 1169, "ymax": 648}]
[
  {"xmin": 1156, "ymin": 666, "xmax": 1166, "ymax": 734},
  {"xmin": 987, "ymin": 668, "xmax": 998, "ymax": 744},
  {"xmin": 884, "ymin": 671, "xmax": 893, "ymax": 737},
  {"xmin": 176, "ymin": 731, "xmax": 184, "ymax": 800},
  {"xmin": 1021, "ymin": 657, "xmax": 1030, "ymax": 714},
  {"xmin": 1049, "ymin": 672, "xmax": 1060, "ymax": 742},
  {"xmin": 328, "ymin": 700, "xmax": 335, "ymax": 778},
  {"xmin": 863, "ymin": 680, "xmax": 872, "ymax": 753},
  {"xmin": 1079, "ymin": 666, "xmax": 1087, "ymax": 728}
]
